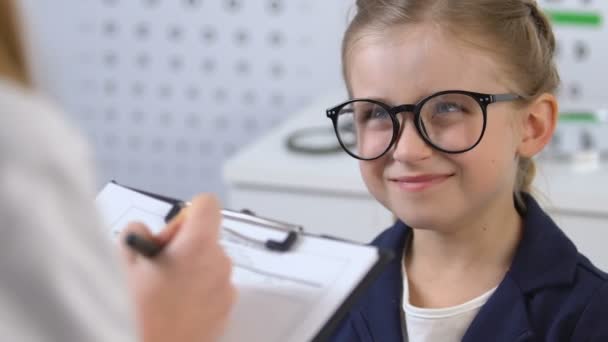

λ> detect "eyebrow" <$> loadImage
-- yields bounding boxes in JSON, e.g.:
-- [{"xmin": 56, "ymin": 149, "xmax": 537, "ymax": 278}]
[{"xmin": 348, "ymin": 89, "xmax": 449, "ymax": 105}]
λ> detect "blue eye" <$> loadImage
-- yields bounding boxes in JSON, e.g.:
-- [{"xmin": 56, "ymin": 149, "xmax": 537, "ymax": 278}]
[
  {"xmin": 355, "ymin": 106, "xmax": 389, "ymax": 122},
  {"xmin": 369, "ymin": 107, "xmax": 389, "ymax": 120},
  {"xmin": 434, "ymin": 102, "xmax": 463, "ymax": 114}
]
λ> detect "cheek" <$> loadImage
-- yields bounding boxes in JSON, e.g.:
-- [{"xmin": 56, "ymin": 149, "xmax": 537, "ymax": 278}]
[
  {"xmin": 455, "ymin": 125, "xmax": 518, "ymax": 189},
  {"xmin": 359, "ymin": 160, "xmax": 388, "ymax": 203}
]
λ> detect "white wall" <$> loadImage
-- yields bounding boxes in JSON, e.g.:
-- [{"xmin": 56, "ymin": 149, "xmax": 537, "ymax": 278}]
[{"xmin": 18, "ymin": 0, "xmax": 353, "ymax": 199}]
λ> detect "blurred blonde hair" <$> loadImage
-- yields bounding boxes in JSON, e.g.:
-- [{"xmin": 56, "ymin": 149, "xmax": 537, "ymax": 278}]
[
  {"xmin": 0, "ymin": 0, "xmax": 31, "ymax": 88},
  {"xmin": 342, "ymin": 0, "xmax": 560, "ymax": 211}
]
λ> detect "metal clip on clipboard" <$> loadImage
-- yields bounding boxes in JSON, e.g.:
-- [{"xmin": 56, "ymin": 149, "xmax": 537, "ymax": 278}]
[
  {"xmin": 165, "ymin": 201, "xmax": 302, "ymax": 252},
  {"xmin": 112, "ymin": 181, "xmax": 302, "ymax": 253}
]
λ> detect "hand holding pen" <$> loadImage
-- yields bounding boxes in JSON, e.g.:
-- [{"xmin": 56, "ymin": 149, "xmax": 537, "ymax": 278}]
[
  {"xmin": 119, "ymin": 194, "xmax": 236, "ymax": 342},
  {"xmin": 124, "ymin": 202, "xmax": 190, "ymax": 257}
]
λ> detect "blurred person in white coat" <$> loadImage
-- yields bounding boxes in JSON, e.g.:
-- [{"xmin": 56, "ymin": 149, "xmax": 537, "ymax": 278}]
[{"xmin": 0, "ymin": 1, "xmax": 235, "ymax": 341}]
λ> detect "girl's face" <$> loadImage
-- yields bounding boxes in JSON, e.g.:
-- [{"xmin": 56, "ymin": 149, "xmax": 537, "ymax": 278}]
[{"xmin": 347, "ymin": 24, "xmax": 525, "ymax": 231}]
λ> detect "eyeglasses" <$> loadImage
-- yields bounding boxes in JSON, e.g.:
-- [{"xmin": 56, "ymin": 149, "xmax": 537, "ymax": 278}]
[{"xmin": 326, "ymin": 90, "xmax": 522, "ymax": 160}]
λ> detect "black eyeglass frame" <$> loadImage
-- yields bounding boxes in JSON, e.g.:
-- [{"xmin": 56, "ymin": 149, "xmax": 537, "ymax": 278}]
[{"xmin": 326, "ymin": 90, "xmax": 522, "ymax": 160}]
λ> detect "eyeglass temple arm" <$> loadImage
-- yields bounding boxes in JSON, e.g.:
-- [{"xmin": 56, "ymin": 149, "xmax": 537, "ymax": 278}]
[{"xmin": 492, "ymin": 93, "xmax": 523, "ymax": 102}]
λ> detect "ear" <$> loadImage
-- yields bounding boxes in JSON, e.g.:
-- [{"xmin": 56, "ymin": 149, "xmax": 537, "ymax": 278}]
[{"xmin": 516, "ymin": 93, "xmax": 558, "ymax": 158}]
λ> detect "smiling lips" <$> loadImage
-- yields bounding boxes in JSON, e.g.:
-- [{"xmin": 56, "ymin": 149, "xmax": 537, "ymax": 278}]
[{"xmin": 389, "ymin": 173, "xmax": 453, "ymax": 192}]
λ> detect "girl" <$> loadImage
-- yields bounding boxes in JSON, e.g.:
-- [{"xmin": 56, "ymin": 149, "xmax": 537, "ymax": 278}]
[{"xmin": 327, "ymin": 0, "xmax": 608, "ymax": 341}]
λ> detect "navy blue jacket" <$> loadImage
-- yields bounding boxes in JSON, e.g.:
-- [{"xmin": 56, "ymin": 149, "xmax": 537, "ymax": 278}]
[{"xmin": 330, "ymin": 196, "xmax": 608, "ymax": 341}]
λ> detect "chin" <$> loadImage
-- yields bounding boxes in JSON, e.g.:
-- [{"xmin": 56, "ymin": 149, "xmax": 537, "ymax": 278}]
[
  {"xmin": 390, "ymin": 203, "xmax": 446, "ymax": 230},
  {"xmin": 384, "ymin": 181, "xmax": 466, "ymax": 227},
  {"xmin": 398, "ymin": 215, "xmax": 444, "ymax": 231}
]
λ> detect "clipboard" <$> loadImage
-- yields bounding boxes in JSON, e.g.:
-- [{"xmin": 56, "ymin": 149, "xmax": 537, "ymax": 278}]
[{"xmin": 96, "ymin": 181, "xmax": 394, "ymax": 342}]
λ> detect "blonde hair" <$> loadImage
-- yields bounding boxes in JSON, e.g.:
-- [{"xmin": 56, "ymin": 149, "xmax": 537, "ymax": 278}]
[
  {"xmin": 0, "ymin": 0, "xmax": 31, "ymax": 88},
  {"xmin": 342, "ymin": 0, "xmax": 559, "ymax": 211}
]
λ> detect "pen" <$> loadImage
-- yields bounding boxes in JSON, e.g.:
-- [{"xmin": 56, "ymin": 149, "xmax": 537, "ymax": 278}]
[
  {"xmin": 125, "ymin": 233, "xmax": 163, "ymax": 257},
  {"xmin": 125, "ymin": 205, "xmax": 190, "ymax": 258}
]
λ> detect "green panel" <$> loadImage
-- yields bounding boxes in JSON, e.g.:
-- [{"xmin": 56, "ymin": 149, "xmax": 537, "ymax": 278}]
[
  {"xmin": 545, "ymin": 10, "xmax": 602, "ymax": 27},
  {"xmin": 559, "ymin": 112, "xmax": 598, "ymax": 123}
]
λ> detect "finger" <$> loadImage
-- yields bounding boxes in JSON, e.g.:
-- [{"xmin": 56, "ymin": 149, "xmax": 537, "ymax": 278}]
[
  {"xmin": 156, "ymin": 207, "xmax": 189, "ymax": 245},
  {"xmin": 173, "ymin": 194, "xmax": 222, "ymax": 250},
  {"xmin": 118, "ymin": 222, "xmax": 158, "ymax": 264}
]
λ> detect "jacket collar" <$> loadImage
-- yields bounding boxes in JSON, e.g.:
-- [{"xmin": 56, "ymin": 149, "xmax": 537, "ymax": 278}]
[
  {"xmin": 352, "ymin": 220, "xmax": 409, "ymax": 341},
  {"xmin": 507, "ymin": 193, "xmax": 578, "ymax": 293},
  {"xmin": 465, "ymin": 194, "xmax": 579, "ymax": 341},
  {"xmin": 354, "ymin": 194, "xmax": 579, "ymax": 341}
]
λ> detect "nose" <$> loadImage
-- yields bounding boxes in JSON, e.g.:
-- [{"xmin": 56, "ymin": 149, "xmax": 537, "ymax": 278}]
[{"xmin": 391, "ymin": 114, "xmax": 433, "ymax": 162}]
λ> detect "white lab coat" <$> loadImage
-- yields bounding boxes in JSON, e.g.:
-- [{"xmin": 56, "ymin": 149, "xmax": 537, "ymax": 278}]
[{"xmin": 0, "ymin": 80, "xmax": 135, "ymax": 341}]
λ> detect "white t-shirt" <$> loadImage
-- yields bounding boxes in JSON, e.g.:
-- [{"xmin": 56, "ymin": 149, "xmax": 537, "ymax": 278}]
[
  {"xmin": 0, "ymin": 80, "xmax": 136, "ymax": 341},
  {"xmin": 402, "ymin": 262, "xmax": 496, "ymax": 342}
]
